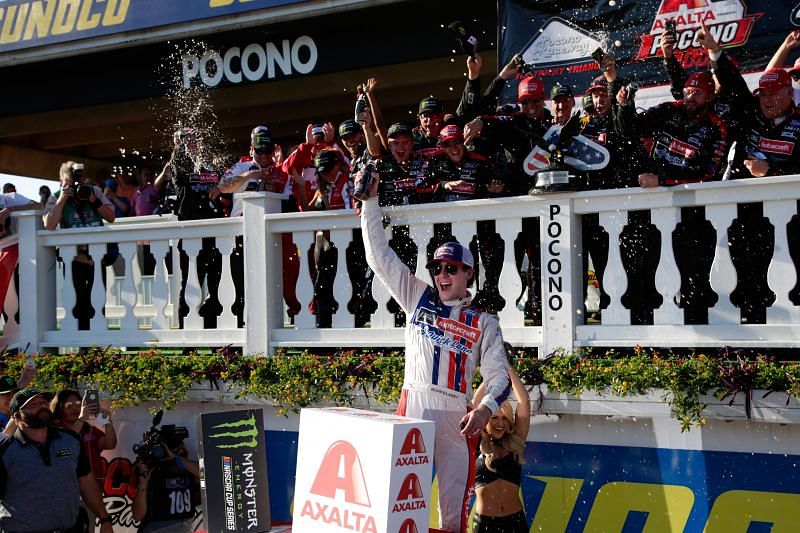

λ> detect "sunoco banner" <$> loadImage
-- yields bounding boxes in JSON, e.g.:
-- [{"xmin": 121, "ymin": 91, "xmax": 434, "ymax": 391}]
[
  {"xmin": 499, "ymin": 0, "xmax": 799, "ymax": 101},
  {"xmin": 198, "ymin": 409, "xmax": 270, "ymax": 533},
  {"xmin": 0, "ymin": 0, "xmax": 309, "ymax": 53}
]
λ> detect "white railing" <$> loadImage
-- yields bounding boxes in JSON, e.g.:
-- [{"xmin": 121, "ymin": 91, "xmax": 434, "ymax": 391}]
[{"xmin": 9, "ymin": 177, "xmax": 800, "ymax": 355}]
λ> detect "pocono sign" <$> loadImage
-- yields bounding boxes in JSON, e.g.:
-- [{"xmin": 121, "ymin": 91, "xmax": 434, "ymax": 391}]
[
  {"xmin": 636, "ymin": 0, "xmax": 763, "ymax": 66},
  {"xmin": 182, "ymin": 35, "xmax": 318, "ymax": 88},
  {"xmin": 293, "ymin": 407, "xmax": 434, "ymax": 533}
]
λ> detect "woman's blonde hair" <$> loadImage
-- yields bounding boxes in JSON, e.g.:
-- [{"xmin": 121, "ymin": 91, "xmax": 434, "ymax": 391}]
[{"xmin": 479, "ymin": 400, "xmax": 526, "ymax": 471}]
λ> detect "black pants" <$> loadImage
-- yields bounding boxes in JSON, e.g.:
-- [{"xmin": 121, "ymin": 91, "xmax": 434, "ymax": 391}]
[{"xmin": 472, "ymin": 510, "xmax": 527, "ymax": 533}]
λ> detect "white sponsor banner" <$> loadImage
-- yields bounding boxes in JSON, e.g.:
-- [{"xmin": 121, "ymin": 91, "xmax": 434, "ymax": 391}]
[{"xmin": 293, "ymin": 407, "xmax": 434, "ymax": 533}]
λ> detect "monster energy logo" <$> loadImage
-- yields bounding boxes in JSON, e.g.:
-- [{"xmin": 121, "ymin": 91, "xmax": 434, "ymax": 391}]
[{"xmin": 209, "ymin": 414, "xmax": 259, "ymax": 449}]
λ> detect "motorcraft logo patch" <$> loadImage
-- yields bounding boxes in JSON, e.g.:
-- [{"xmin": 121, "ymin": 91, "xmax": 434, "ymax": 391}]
[
  {"xmin": 636, "ymin": 0, "xmax": 763, "ymax": 62},
  {"xmin": 414, "ymin": 307, "xmax": 477, "ymax": 355},
  {"xmin": 758, "ymin": 137, "xmax": 794, "ymax": 155}
]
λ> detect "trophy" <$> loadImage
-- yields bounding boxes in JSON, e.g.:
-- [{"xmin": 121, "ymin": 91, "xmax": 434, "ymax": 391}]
[{"xmin": 529, "ymin": 113, "xmax": 584, "ymax": 194}]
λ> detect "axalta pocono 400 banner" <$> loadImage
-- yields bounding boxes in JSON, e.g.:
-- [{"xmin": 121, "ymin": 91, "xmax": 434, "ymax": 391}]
[{"xmin": 499, "ymin": 0, "xmax": 800, "ymax": 101}]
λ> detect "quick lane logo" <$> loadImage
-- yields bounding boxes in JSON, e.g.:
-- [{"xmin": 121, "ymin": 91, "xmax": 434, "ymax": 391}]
[
  {"xmin": 209, "ymin": 414, "xmax": 258, "ymax": 449},
  {"xmin": 301, "ymin": 440, "xmax": 378, "ymax": 532},
  {"xmin": 222, "ymin": 456, "xmax": 236, "ymax": 530},
  {"xmin": 392, "ymin": 473, "xmax": 426, "ymax": 513},
  {"xmin": 395, "ymin": 428, "xmax": 429, "ymax": 467}
]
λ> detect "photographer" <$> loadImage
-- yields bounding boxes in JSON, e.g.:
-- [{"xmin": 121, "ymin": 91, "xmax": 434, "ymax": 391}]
[
  {"xmin": 43, "ymin": 161, "xmax": 116, "ymax": 330},
  {"xmin": 133, "ymin": 426, "xmax": 200, "ymax": 533}
]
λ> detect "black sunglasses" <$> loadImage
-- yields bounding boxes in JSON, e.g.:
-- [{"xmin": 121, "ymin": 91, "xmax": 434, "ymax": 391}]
[
  {"xmin": 253, "ymin": 147, "xmax": 273, "ymax": 155},
  {"xmin": 428, "ymin": 262, "xmax": 461, "ymax": 276}
]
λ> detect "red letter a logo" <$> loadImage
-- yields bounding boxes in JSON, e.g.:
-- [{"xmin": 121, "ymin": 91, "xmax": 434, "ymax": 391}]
[
  {"xmin": 396, "ymin": 473, "xmax": 423, "ymax": 501},
  {"xmin": 399, "ymin": 428, "xmax": 426, "ymax": 455},
  {"xmin": 398, "ymin": 518, "xmax": 419, "ymax": 533},
  {"xmin": 310, "ymin": 440, "xmax": 371, "ymax": 506}
]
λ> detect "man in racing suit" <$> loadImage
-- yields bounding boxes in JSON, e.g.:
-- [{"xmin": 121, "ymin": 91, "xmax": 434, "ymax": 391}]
[{"xmin": 358, "ymin": 171, "xmax": 511, "ymax": 533}]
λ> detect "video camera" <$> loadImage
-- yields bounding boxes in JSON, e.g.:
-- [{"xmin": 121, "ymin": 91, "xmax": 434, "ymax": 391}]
[{"xmin": 133, "ymin": 410, "xmax": 189, "ymax": 466}]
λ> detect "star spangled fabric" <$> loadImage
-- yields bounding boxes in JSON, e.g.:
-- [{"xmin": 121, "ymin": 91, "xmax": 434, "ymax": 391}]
[{"xmin": 523, "ymin": 126, "xmax": 611, "ymax": 175}]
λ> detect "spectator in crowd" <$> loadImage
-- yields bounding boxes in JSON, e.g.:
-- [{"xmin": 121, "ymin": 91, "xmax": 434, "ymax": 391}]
[
  {"xmin": 159, "ymin": 128, "xmax": 225, "ymax": 328},
  {"xmin": 104, "ymin": 178, "xmax": 131, "ymax": 218},
  {"xmin": 219, "ymin": 125, "xmax": 290, "ymax": 326},
  {"xmin": 337, "ymin": 118, "xmax": 378, "ymax": 327},
  {"xmin": 2, "ymin": 184, "xmax": 14, "ymax": 194},
  {"xmin": 0, "ymin": 376, "xmax": 17, "ymax": 430},
  {"xmin": 549, "ymin": 83, "xmax": 575, "ymax": 126},
  {"xmin": 51, "ymin": 389, "xmax": 117, "ymax": 530},
  {"xmin": 470, "ymin": 359, "xmax": 530, "ymax": 533},
  {"xmin": 413, "ymin": 96, "xmax": 445, "ymax": 150},
  {"xmin": 357, "ymin": 169, "xmax": 510, "ymax": 533},
  {"xmin": 0, "ymin": 188, "xmax": 40, "ymax": 320},
  {"xmin": 43, "ymin": 161, "xmax": 115, "ymax": 330},
  {"xmin": 134, "ymin": 166, "xmax": 160, "ymax": 217},
  {"xmin": 282, "ymin": 122, "xmax": 336, "ymax": 212},
  {"xmin": 766, "ymin": 30, "xmax": 800, "ymax": 105},
  {"xmin": 0, "ymin": 388, "xmax": 113, "ymax": 532},
  {"xmin": 50, "ymin": 389, "xmax": 117, "ymax": 487},
  {"xmin": 306, "ymin": 149, "xmax": 353, "ymax": 327},
  {"xmin": 39, "ymin": 184, "xmax": 52, "ymax": 205},
  {"xmin": 132, "ymin": 426, "xmax": 200, "ymax": 533}
]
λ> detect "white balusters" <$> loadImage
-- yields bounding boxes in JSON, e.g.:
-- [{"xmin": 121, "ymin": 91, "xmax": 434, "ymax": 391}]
[
  {"xmin": 495, "ymin": 218, "xmax": 524, "ymax": 327},
  {"xmin": 149, "ymin": 241, "xmax": 170, "ymax": 330},
  {"xmin": 180, "ymin": 238, "xmax": 203, "ymax": 330},
  {"xmin": 216, "ymin": 237, "xmax": 237, "ymax": 330},
  {"xmin": 88, "ymin": 244, "xmax": 106, "ymax": 332},
  {"xmin": 599, "ymin": 211, "xmax": 628, "ymax": 325},
  {"xmin": 706, "ymin": 204, "xmax": 739, "ymax": 324},
  {"xmin": 766, "ymin": 200, "xmax": 799, "ymax": 324},
  {"xmin": 117, "ymin": 242, "xmax": 138, "ymax": 331},
  {"xmin": 330, "ymin": 228, "xmax": 352, "ymax": 329},
  {"xmin": 651, "ymin": 207, "xmax": 683, "ymax": 325},
  {"xmin": 293, "ymin": 231, "xmax": 316, "ymax": 329},
  {"xmin": 410, "ymin": 223, "xmax": 432, "ymax": 281}
]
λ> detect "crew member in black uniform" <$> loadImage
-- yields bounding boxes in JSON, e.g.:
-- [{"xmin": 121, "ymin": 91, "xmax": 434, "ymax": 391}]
[
  {"xmin": 363, "ymin": 119, "xmax": 433, "ymax": 326},
  {"xmin": 464, "ymin": 75, "xmax": 553, "ymax": 324},
  {"xmin": 164, "ymin": 128, "xmax": 225, "ymax": 329},
  {"xmin": 615, "ymin": 67, "xmax": 730, "ymax": 324},
  {"xmin": 426, "ymin": 124, "xmax": 507, "ymax": 312}
]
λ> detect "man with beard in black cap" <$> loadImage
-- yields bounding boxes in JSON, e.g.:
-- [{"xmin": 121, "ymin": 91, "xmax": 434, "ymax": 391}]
[{"xmin": 0, "ymin": 388, "xmax": 113, "ymax": 532}]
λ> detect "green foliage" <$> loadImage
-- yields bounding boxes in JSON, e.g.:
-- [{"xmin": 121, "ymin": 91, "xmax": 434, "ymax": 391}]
[{"xmin": 6, "ymin": 347, "xmax": 800, "ymax": 430}]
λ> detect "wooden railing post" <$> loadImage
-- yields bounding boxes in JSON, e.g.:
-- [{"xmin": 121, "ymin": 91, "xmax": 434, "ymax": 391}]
[
  {"xmin": 17, "ymin": 211, "xmax": 55, "ymax": 354},
  {"xmin": 241, "ymin": 192, "xmax": 285, "ymax": 356}
]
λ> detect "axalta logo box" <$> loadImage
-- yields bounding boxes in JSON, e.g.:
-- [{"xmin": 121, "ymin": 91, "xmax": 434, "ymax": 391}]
[{"xmin": 293, "ymin": 407, "xmax": 434, "ymax": 533}]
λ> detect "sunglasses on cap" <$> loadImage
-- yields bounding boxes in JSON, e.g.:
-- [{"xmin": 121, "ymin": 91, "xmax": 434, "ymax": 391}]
[
  {"xmin": 253, "ymin": 147, "xmax": 273, "ymax": 155},
  {"xmin": 441, "ymin": 140, "xmax": 464, "ymax": 148},
  {"xmin": 428, "ymin": 262, "xmax": 461, "ymax": 277}
]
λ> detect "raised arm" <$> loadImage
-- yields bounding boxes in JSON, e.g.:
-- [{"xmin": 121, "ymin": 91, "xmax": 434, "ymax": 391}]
[{"xmin": 766, "ymin": 30, "xmax": 800, "ymax": 70}]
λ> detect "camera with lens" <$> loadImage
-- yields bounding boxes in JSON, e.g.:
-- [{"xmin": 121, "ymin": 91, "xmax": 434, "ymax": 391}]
[
  {"xmin": 68, "ymin": 164, "xmax": 93, "ymax": 200},
  {"xmin": 133, "ymin": 410, "xmax": 189, "ymax": 466}
]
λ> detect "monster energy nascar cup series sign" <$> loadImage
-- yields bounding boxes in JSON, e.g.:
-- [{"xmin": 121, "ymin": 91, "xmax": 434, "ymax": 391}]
[{"xmin": 198, "ymin": 409, "xmax": 270, "ymax": 532}]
